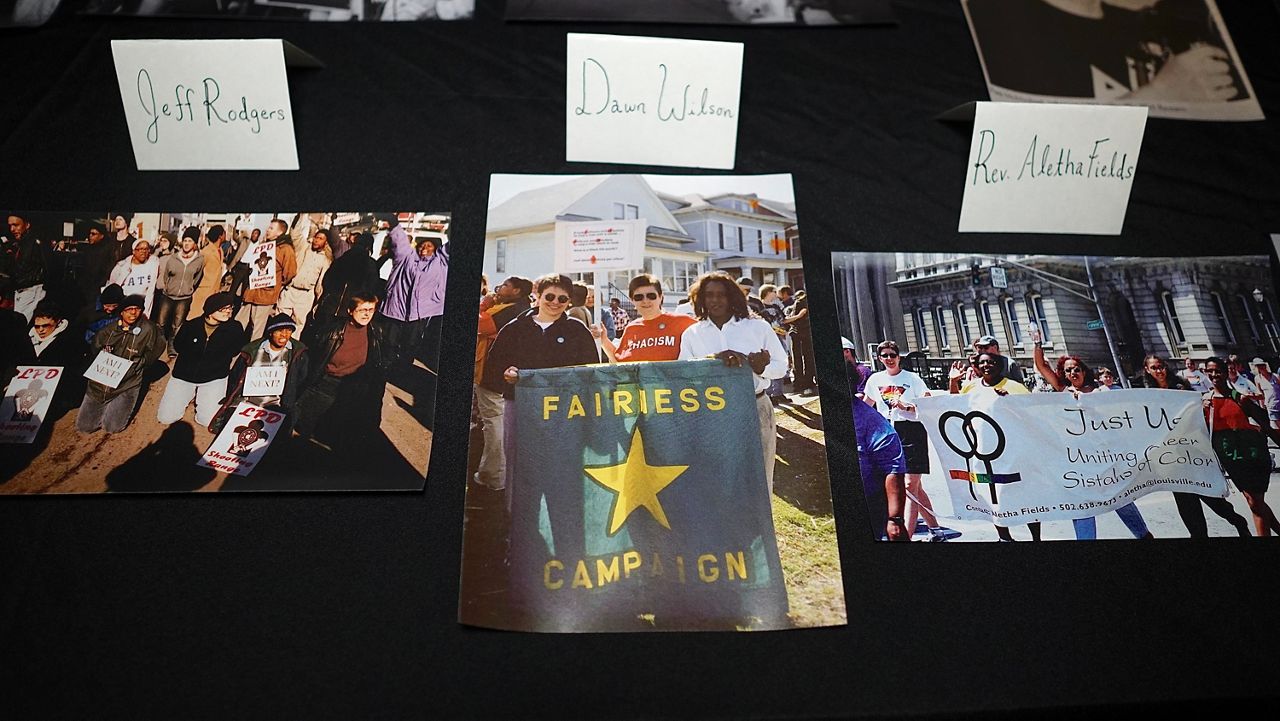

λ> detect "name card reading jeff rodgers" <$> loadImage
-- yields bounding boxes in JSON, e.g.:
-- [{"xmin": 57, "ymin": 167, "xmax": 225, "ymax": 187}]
[
  {"xmin": 958, "ymin": 102, "xmax": 1147, "ymax": 235},
  {"xmin": 567, "ymin": 33, "xmax": 743, "ymax": 170},
  {"xmin": 111, "ymin": 39, "xmax": 300, "ymax": 170}
]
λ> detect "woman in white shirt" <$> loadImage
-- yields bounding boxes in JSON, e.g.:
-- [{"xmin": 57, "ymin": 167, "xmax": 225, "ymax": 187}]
[{"xmin": 863, "ymin": 340, "xmax": 946, "ymax": 542}]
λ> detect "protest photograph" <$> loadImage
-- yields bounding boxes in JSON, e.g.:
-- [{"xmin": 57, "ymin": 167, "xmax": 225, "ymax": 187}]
[
  {"xmin": 833, "ymin": 249, "xmax": 1280, "ymax": 541},
  {"xmin": 80, "ymin": 0, "xmax": 474, "ymax": 21},
  {"xmin": 961, "ymin": 0, "xmax": 1263, "ymax": 121},
  {"xmin": 505, "ymin": 0, "xmax": 894, "ymax": 26},
  {"xmin": 459, "ymin": 173, "xmax": 844, "ymax": 632},
  {"xmin": 0, "ymin": 210, "xmax": 447, "ymax": 492}
]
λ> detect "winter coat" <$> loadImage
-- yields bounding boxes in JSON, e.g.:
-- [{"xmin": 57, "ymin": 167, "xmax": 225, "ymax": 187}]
[
  {"xmin": 379, "ymin": 224, "xmax": 447, "ymax": 322},
  {"xmin": 170, "ymin": 318, "xmax": 248, "ymax": 384}
]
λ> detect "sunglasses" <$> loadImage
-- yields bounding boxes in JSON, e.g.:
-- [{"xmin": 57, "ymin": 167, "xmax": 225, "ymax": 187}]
[
  {"xmin": 1064, "ymin": 366, "xmax": 1084, "ymax": 374},
  {"xmin": 33, "ymin": 322, "xmax": 55, "ymax": 330},
  {"xmin": 632, "ymin": 292, "xmax": 659, "ymax": 301},
  {"xmin": 542, "ymin": 293, "xmax": 570, "ymax": 304},
  {"xmin": 879, "ymin": 352, "xmax": 899, "ymax": 359}
]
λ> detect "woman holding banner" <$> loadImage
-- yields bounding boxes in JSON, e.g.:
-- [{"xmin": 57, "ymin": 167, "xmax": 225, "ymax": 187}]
[
  {"xmin": 1133, "ymin": 354, "xmax": 1193, "ymax": 391},
  {"xmin": 1033, "ymin": 335, "xmax": 1154, "ymax": 540},
  {"xmin": 949, "ymin": 352, "xmax": 1041, "ymax": 541},
  {"xmin": 1203, "ymin": 357, "xmax": 1280, "ymax": 537}
]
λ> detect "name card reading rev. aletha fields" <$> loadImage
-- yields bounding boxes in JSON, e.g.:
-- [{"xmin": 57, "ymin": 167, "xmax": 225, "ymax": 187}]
[
  {"xmin": 111, "ymin": 39, "xmax": 320, "ymax": 170},
  {"xmin": 958, "ymin": 102, "xmax": 1148, "ymax": 235},
  {"xmin": 566, "ymin": 33, "xmax": 743, "ymax": 170}
]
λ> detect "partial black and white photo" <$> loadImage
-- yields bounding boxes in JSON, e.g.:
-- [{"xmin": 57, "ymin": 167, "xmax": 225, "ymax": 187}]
[
  {"xmin": 3, "ymin": 0, "xmax": 64, "ymax": 26},
  {"xmin": 506, "ymin": 0, "xmax": 895, "ymax": 26},
  {"xmin": 81, "ymin": 0, "xmax": 473, "ymax": 21},
  {"xmin": 961, "ymin": 0, "xmax": 1263, "ymax": 121}
]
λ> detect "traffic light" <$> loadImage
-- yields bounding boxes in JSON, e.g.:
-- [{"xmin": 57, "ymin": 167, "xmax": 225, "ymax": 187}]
[{"xmin": 971, "ymin": 264, "xmax": 981, "ymax": 286}]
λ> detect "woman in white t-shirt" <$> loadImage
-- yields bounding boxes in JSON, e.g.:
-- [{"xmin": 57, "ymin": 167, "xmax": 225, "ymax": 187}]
[{"xmin": 862, "ymin": 340, "xmax": 946, "ymax": 542}]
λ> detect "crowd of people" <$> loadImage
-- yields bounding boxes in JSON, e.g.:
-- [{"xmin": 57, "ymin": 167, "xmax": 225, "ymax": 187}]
[
  {"xmin": 472, "ymin": 270, "xmax": 813, "ymax": 497},
  {"xmin": 0, "ymin": 211, "xmax": 446, "ymax": 473},
  {"xmin": 850, "ymin": 328, "xmax": 1280, "ymax": 541}
]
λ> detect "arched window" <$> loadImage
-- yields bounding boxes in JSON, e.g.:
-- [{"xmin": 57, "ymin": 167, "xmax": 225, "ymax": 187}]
[
  {"xmin": 1239, "ymin": 294, "xmax": 1260, "ymax": 343},
  {"xmin": 978, "ymin": 299, "xmax": 996, "ymax": 339},
  {"xmin": 1002, "ymin": 296, "xmax": 1022, "ymax": 345},
  {"xmin": 1028, "ymin": 294, "xmax": 1051, "ymax": 343},
  {"xmin": 1210, "ymin": 292, "xmax": 1235, "ymax": 344},
  {"xmin": 934, "ymin": 306, "xmax": 950, "ymax": 350},
  {"xmin": 1161, "ymin": 291, "xmax": 1186, "ymax": 345},
  {"xmin": 914, "ymin": 308, "xmax": 930, "ymax": 350},
  {"xmin": 954, "ymin": 303, "xmax": 972, "ymax": 348}
]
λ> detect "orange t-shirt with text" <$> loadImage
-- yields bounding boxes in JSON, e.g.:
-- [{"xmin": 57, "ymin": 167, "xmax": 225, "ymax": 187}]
[{"xmin": 615, "ymin": 313, "xmax": 697, "ymax": 362}]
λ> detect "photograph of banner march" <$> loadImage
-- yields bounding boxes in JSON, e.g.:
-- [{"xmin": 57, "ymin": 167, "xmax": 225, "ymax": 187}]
[
  {"xmin": 0, "ymin": 210, "xmax": 447, "ymax": 492},
  {"xmin": 460, "ymin": 174, "xmax": 844, "ymax": 631},
  {"xmin": 834, "ymin": 250, "xmax": 1280, "ymax": 541}
]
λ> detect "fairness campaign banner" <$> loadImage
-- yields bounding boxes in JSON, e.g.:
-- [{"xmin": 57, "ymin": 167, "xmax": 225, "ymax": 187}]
[
  {"xmin": 1, "ymin": 366, "xmax": 64, "ymax": 444},
  {"xmin": 915, "ymin": 389, "xmax": 1228, "ymax": 526},
  {"xmin": 508, "ymin": 359, "xmax": 788, "ymax": 632}
]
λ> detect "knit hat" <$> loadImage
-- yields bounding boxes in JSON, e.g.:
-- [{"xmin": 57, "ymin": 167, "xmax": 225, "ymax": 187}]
[
  {"xmin": 182, "ymin": 226, "xmax": 201, "ymax": 242},
  {"xmin": 736, "ymin": 276, "xmax": 754, "ymax": 288},
  {"xmin": 265, "ymin": 313, "xmax": 296, "ymax": 333},
  {"xmin": 203, "ymin": 291, "xmax": 236, "ymax": 315},
  {"xmin": 120, "ymin": 294, "xmax": 146, "ymax": 311},
  {"xmin": 6, "ymin": 211, "xmax": 30, "ymax": 223},
  {"xmin": 100, "ymin": 284, "xmax": 124, "ymax": 305}
]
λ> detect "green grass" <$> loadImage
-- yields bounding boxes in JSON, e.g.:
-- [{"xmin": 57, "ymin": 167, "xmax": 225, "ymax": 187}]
[{"xmin": 773, "ymin": 496, "xmax": 847, "ymax": 628}]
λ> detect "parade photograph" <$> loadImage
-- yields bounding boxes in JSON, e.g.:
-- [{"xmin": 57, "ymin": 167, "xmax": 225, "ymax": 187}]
[
  {"xmin": 962, "ymin": 0, "xmax": 1263, "ymax": 121},
  {"xmin": 0, "ymin": 210, "xmax": 448, "ymax": 492},
  {"xmin": 80, "ymin": 0, "xmax": 474, "ymax": 21},
  {"xmin": 833, "ymin": 249, "xmax": 1280, "ymax": 541},
  {"xmin": 505, "ymin": 0, "xmax": 894, "ymax": 26},
  {"xmin": 459, "ymin": 173, "xmax": 844, "ymax": 632}
]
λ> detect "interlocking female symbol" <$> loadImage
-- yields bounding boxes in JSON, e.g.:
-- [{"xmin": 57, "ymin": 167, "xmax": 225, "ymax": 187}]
[{"xmin": 939, "ymin": 410, "xmax": 1007, "ymax": 503}]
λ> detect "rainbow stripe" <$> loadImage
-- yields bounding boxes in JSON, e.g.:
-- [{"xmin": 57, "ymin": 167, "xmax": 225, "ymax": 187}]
[{"xmin": 949, "ymin": 470, "xmax": 1022, "ymax": 485}]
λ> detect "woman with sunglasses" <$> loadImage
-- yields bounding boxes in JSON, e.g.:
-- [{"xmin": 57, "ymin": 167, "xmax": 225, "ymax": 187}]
[
  {"xmin": 863, "ymin": 340, "xmax": 947, "ymax": 541},
  {"xmin": 1133, "ymin": 354, "xmax": 1193, "ymax": 391},
  {"xmin": 1032, "ymin": 331, "xmax": 1153, "ymax": 540},
  {"xmin": 592, "ymin": 274, "xmax": 696, "ymax": 363}
]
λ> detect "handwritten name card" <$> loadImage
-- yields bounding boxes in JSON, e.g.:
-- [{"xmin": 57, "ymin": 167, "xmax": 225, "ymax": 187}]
[
  {"xmin": 566, "ymin": 33, "xmax": 743, "ymax": 170},
  {"xmin": 111, "ymin": 39, "xmax": 308, "ymax": 170},
  {"xmin": 958, "ymin": 102, "xmax": 1147, "ymax": 235}
]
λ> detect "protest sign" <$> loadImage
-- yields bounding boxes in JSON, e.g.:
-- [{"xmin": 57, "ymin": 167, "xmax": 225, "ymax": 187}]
[
  {"xmin": 553, "ymin": 219, "xmax": 647, "ymax": 273},
  {"xmin": 199, "ymin": 402, "xmax": 286, "ymax": 477},
  {"xmin": 244, "ymin": 366, "xmax": 287, "ymax": 397},
  {"xmin": 0, "ymin": 366, "xmax": 64, "ymax": 444},
  {"xmin": 84, "ymin": 351, "xmax": 131, "ymax": 389},
  {"xmin": 247, "ymin": 240, "xmax": 277, "ymax": 290}
]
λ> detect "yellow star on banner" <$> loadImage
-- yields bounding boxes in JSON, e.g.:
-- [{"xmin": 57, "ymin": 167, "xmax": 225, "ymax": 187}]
[{"xmin": 585, "ymin": 427, "xmax": 688, "ymax": 536}]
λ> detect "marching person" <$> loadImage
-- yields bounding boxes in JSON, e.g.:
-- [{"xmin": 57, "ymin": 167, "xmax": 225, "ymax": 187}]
[
  {"xmin": 76, "ymin": 294, "xmax": 165, "ymax": 434},
  {"xmin": 1179, "ymin": 355, "xmax": 1210, "ymax": 392},
  {"xmin": 378, "ymin": 216, "xmax": 447, "ymax": 378},
  {"xmin": 472, "ymin": 275, "xmax": 533, "ymax": 490},
  {"xmin": 1226, "ymin": 356, "xmax": 1262, "ymax": 403},
  {"xmin": 309, "ymin": 231, "xmax": 379, "ymax": 342},
  {"xmin": 1095, "ymin": 366, "xmax": 1124, "ymax": 390},
  {"xmin": 76, "ymin": 222, "xmax": 113, "ymax": 303},
  {"xmin": 6, "ymin": 212, "xmax": 51, "ymax": 320},
  {"xmin": 187, "ymin": 225, "xmax": 226, "ymax": 322},
  {"xmin": 592, "ymin": 273, "xmax": 696, "ymax": 364},
  {"xmin": 294, "ymin": 293, "xmax": 387, "ymax": 451},
  {"xmin": 155, "ymin": 291, "xmax": 246, "ymax": 429},
  {"xmin": 864, "ymin": 340, "xmax": 947, "ymax": 542},
  {"xmin": 154, "ymin": 227, "xmax": 206, "ymax": 356},
  {"xmin": 1248, "ymin": 358, "xmax": 1280, "ymax": 430},
  {"xmin": 236, "ymin": 218, "xmax": 297, "ymax": 341},
  {"xmin": 678, "ymin": 271, "xmax": 788, "ymax": 493},
  {"xmin": 211, "ymin": 312, "xmax": 310, "ymax": 435},
  {"xmin": 1133, "ymin": 354, "xmax": 1193, "ymax": 391},
  {"xmin": 105, "ymin": 238, "xmax": 160, "ymax": 317},
  {"xmin": 1202, "ymin": 357, "xmax": 1280, "ymax": 537},
  {"xmin": 276, "ymin": 227, "xmax": 333, "ymax": 337},
  {"xmin": 972, "ymin": 334, "xmax": 1024, "ymax": 383},
  {"xmin": 1032, "ymin": 332, "xmax": 1153, "ymax": 540},
  {"xmin": 783, "ymin": 289, "xmax": 815, "ymax": 396},
  {"xmin": 851, "ymin": 374, "xmax": 910, "ymax": 542}
]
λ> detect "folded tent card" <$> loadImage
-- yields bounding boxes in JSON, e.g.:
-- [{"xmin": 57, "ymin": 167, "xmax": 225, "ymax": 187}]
[
  {"xmin": 957, "ymin": 101, "xmax": 1148, "ymax": 235},
  {"xmin": 111, "ymin": 39, "xmax": 323, "ymax": 171},
  {"xmin": 566, "ymin": 33, "xmax": 744, "ymax": 170}
]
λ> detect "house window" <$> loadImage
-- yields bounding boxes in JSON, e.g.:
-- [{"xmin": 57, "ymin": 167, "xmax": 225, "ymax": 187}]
[
  {"xmin": 738, "ymin": 226, "xmax": 745, "ymax": 252},
  {"xmin": 1211, "ymin": 292, "xmax": 1236, "ymax": 344},
  {"xmin": 934, "ymin": 306, "xmax": 950, "ymax": 350},
  {"xmin": 914, "ymin": 308, "xmax": 929, "ymax": 351},
  {"xmin": 717, "ymin": 223, "xmax": 725, "ymax": 250},
  {"xmin": 978, "ymin": 300, "xmax": 996, "ymax": 339},
  {"xmin": 757, "ymin": 229, "xmax": 763, "ymax": 254},
  {"xmin": 1161, "ymin": 291, "xmax": 1185, "ymax": 345},
  {"xmin": 955, "ymin": 303, "xmax": 972, "ymax": 347},
  {"xmin": 612, "ymin": 203, "xmax": 639, "ymax": 220},
  {"xmin": 1028, "ymin": 294, "xmax": 1051, "ymax": 343},
  {"xmin": 1239, "ymin": 294, "xmax": 1260, "ymax": 342},
  {"xmin": 1263, "ymin": 297, "xmax": 1280, "ymax": 352},
  {"xmin": 1002, "ymin": 296, "xmax": 1022, "ymax": 345},
  {"xmin": 495, "ymin": 237, "xmax": 507, "ymax": 273}
]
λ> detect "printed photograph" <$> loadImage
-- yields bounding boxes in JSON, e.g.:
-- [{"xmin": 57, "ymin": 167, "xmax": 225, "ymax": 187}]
[
  {"xmin": 459, "ymin": 173, "xmax": 845, "ymax": 632},
  {"xmin": 3, "ymin": 0, "xmax": 64, "ymax": 26},
  {"xmin": 0, "ymin": 210, "xmax": 447, "ymax": 492},
  {"xmin": 506, "ymin": 0, "xmax": 894, "ymax": 26},
  {"xmin": 961, "ymin": 0, "xmax": 1263, "ymax": 121},
  {"xmin": 80, "ymin": 0, "xmax": 474, "ymax": 21},
  {"xmin": 833, "ymin": 250, "xmax": 1280, "ymax": 541}
]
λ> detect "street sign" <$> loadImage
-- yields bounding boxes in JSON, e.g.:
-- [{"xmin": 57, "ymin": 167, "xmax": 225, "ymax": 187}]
[
  {"xmin": 1086, "ymin": 319, "xmax": 1104, "ymax": 330},
  {"xmin": 990, "ymin": 266, "xmax": 1008, "ymax": 289}
]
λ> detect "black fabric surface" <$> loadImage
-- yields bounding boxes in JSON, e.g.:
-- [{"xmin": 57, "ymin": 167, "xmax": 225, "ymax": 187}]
[{"xmin": 2, "ymin": 0, "xmax": 1279, "ymax": 717}]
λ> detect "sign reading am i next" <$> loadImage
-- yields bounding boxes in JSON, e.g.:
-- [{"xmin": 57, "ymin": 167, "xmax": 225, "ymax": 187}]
[{"xmin": 111, "ymin": 39, "xmax": 319, "ymax": 170}]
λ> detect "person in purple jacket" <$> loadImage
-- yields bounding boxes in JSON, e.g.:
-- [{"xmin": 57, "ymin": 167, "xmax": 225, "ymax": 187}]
[{"xmin": 376, "ymin": 214, "xmax": 447, "ymax": 378}]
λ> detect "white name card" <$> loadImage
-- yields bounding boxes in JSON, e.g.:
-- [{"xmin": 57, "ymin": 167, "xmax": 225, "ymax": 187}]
[
  {"xmin": 958, "ymin": 102, "xmax": 1147, "ymax": 235},
  {"xmin": 244, "ymin": 366, "xmax": 287, "ymax": 397},
  {"xmin": 111, "ymin": 39, "xmax": 318, "ymax": 171},
  {"xmin": 566, "ymin": 33, "xmax": 743, "ymax": 170},
  {"xmin": 84, "ymin": 351, "xmax": 131, "ymax": 389}
]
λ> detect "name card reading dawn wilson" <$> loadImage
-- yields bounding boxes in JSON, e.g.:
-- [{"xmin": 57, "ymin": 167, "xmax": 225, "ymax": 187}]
[
  {"xmin": 958, "ymin": 102, "xmax": 1148, "ymax": 235},
  {"xmin": 111, "ymin": 39, "xmax": 314, "ymax": 170},
  {"xmin": 566, "ymin": 33, "xmax": 743, "ymax": 170}
]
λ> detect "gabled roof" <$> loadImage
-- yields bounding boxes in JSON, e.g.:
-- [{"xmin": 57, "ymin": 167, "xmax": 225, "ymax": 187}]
[{"xmin": 486, "ymin": 176, "xmax": 611, "ymax": 233}]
